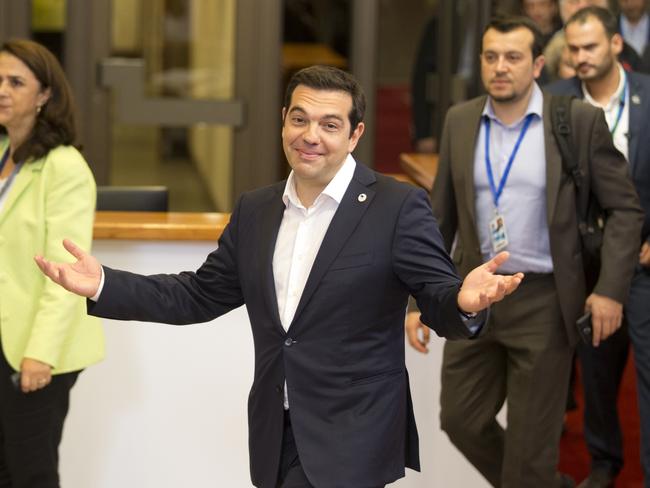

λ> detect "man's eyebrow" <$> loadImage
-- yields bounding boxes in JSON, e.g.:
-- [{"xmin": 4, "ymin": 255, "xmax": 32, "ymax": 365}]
[
  {"xmin": 288, "ymin": 106, "xmax": 307, "ymax": 115},
  {"xmin": 321, "ymin": 114, "xmax": 345, "ymax": 123},
  {"xmin": 287, "ymin": 106, "xmax": 345, "ymax": 122},
  {"xmin": 567, "ymin": 42, "xmax": 597, "ymax": 50}
]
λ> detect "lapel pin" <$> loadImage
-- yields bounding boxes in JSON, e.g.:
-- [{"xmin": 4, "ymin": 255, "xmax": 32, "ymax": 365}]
[
  {"xmin": 632, "ymin": 94, "xmax": 641, "ymax": 105},
  {"xmin": 357, "ymin": 193, "xmax": 367, "ymax": 202}
]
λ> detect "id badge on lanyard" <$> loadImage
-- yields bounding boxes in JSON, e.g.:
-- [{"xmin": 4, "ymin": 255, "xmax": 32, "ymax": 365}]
[
  {"xmin": 484, "ymin": 113, "xmax": 534, "ymax": 253},
  {"xmin": 489, "ymin": 210, "xmax": 509, "ymax": 253}
]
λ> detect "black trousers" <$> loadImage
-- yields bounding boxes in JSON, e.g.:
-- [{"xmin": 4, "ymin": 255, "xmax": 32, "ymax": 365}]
[
  {"xmin": 579, "ymin": 267, "xmax": 650, "ymax": 479},
  {"xmin": 578, "ymin": 323, "xmax": 629, "ymax": 476},
  {"xmin": 276, "ymin": 411, "xmax": 385, "ymax": 488},
  {"xmin": 0, "ymin": 347, "xmax": 78, "ymax": 488}
]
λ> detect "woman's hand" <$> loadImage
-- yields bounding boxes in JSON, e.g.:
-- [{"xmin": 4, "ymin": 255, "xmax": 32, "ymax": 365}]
[{"xmin": 19, "ymin": 357, "xmax": 52, "ymax": 393}]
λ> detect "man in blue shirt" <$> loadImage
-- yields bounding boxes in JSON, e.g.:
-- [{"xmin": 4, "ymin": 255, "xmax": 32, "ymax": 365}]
[{"xmin": 407, "ymin": 15, "xmax": 643, "ymax": 488}]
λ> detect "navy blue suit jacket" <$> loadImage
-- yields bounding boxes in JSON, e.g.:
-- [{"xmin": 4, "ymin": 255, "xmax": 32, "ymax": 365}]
[
  {"xmin": 89, "ymin": 162, "xmax": 473, "ymax": 488},
  {"xmin": 546, "ymin": 73, "xmax": 650, "ymax": 243}
]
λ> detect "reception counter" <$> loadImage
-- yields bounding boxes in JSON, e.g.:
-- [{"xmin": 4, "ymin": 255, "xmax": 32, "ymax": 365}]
[{"xmin": 59, "ymin": 211, "xmax": 492, "ymax": 488}]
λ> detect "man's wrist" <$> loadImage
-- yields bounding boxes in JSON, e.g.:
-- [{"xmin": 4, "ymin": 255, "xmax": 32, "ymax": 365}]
[
  {"xmin": 90, "ymin": 267, "xmax": 105, "ymax": 302},
  {"xmin": 458, "ymin": 308, "xmax": 478, "ymax": 320}
]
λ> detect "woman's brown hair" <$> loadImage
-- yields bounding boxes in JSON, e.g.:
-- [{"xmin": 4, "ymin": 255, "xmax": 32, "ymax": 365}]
[{"xmin": 0, "ymin": 39, "xmax": 77, "ymax": 163}]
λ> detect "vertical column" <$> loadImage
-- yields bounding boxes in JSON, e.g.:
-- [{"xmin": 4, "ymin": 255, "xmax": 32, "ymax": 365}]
[
  {"xmin": 64, "ymin": 0, "xmax": 111, "ymax": 184},
  {"xmin": 434, "ymin": 0, "xmax": 454, "ymax": 145},
  {"xmin": 232, "ymin": 0, "xmax": 283, "ymax": 202},
  {"xmin": 350, "ymin": 0, "xmax": 378, "ymax": 168},
  {"xmin": 0, "ymin": 0, "xmax": 31, "ymax": 42}
]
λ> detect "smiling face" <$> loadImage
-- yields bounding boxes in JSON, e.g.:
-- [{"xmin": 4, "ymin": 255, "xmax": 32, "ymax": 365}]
[
  {"xmin": 282, "ymin": 84, "xmax": 364, "ymax": 197},
  {"xmin": 565, "ymin": 15, "xmax": 622, "ymax": 82},
  {"xmin": 480, "ymin": 27, "xmax": 544, "ymax": 104},
  {"xmin": 0, "ymin": 51, "xmax": 50, "ymax": 136}
]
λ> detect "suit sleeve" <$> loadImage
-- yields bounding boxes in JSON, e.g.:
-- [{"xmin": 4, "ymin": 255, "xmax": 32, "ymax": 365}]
[
  {"xmin": 586, "ymin": 107, "xmax": 645, "ymax": 302},
  {"xmin": 406, "ymin": 110, "xmax": 459, "ymax": 314},
  {"xmin": 89, "ymin": 197, "xmax": 246, "ymax": 324},
  {"xmin": 393, "ymin": 188, "xmax": 474, "ymax": 340}
]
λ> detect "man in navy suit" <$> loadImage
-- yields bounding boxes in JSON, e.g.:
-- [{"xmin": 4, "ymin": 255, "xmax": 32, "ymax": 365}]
[
  {"xmin": 35, "ymin": 66, "xmax": 523, "ymax": 488},
  {"xmin": 546, "ymin": 7, "xmax": 650, "ymax": 487}
]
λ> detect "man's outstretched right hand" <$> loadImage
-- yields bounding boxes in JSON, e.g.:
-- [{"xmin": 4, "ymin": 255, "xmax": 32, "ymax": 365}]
[{"xmin": 34, "ymin": 238, "xmax": 102, "ymax": 298}]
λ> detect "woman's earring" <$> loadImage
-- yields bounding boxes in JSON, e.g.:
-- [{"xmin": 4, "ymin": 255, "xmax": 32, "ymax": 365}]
[{"xmin": 36, "ymin": 105, "xmax": 42, "ymax": 114}]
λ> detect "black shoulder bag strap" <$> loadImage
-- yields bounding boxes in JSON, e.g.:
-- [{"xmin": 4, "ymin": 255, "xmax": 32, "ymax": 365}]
[
  {"xmin": 550, "ymin": 95, "xmax": 590, "ymax": 226},
  {"xmin": 550, "ymin": 94, "xmax": 603, "ymax": 290}
]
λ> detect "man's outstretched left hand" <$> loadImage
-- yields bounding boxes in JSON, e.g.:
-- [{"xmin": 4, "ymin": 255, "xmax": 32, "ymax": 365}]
[{"xmin": 457, "ymin": 251, "xmax": 524, "ymax": 314}]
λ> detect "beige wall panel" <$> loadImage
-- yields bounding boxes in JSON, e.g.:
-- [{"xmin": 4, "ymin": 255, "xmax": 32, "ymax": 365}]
[{"xmin": 189, "ymin": 0, "xmax": 236, "ymax": 211}]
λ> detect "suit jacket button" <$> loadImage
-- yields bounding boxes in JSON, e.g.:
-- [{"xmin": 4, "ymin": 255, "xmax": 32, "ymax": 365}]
[
  {"xmin": 284, "ymin": 337, "xmax": 293, "ymax": 347},
  {"xmin": 275, "ymin": 385, "xmax": 283, "ymax": 394}
]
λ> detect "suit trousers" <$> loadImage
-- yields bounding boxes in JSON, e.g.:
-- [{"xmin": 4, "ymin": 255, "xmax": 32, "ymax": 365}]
[
  {"xmin": 440, "ymin": 274, "xmax": 573, "ymax": 488},
  {"xmin": 0, "ymin": 346, "xmax": 78, "ymax": 488},
  {"xmin": 276, "ymin": 411, "xmax": 385, "ymax": 488},
  {"xmin": 628, "ymin": 267, "xmax": 650, "ymax": 484},
  {"xmin": 578, "ymin": 324, "xmax": 629, "ymax": 477},
  {"xmin": 580, "ymin": 266, "xmax": 650, "ymax": 484}
]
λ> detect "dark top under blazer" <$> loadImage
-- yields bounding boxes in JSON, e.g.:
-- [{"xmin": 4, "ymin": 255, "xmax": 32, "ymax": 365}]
[
  {"xmin": 433, "ymin": 91, "xmax": 643, "ymax": 346},
  {"xmin": 546, "ymin": 72, "xmax": 650, "ymax": 243},
  {"xmin": 89, "ymin": 162, "xmax": 473, "ymax": 488}
]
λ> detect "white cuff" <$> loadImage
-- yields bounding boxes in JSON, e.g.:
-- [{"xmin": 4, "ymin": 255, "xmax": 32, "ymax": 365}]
[{"xmin": 89, "ymin": 267, "xmax": 105, "ymax": 302}]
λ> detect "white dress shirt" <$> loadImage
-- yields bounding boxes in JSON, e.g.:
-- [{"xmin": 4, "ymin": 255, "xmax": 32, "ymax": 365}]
[
  {"xmin": 582, "ymin": 63, "xmax": 629, "ymax": 161},
  {"xmin": 273, "ymin": 154, "xmax": 356, "ymax": 407}
]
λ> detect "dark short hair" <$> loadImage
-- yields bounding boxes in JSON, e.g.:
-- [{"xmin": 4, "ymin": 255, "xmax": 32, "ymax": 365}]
[
  {"xmin": 482, "ymin": 15, "xmax": 545, "ymax": 59},
  {"xmin": 0, "ymin": 39, "xmax": 77, "ymax": 164},
  {"xmin": 519, "ymin": 0, "xmax": 558, "ymax": 8},
  {"xmin": 283, "ymin": 65, "xmax": 365, "ymax": 137},
  {"xmin": 565, "ymin": 6, "xmax": 619, "ymax": 38}
]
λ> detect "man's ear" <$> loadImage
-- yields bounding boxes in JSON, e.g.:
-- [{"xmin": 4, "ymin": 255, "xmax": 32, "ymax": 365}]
[
  {"xmin": 533, "ymin": 55, "xmax": 546, "ymax": 79},
  {"xmin": 611, "ymin": 33, "xmax": 624, "ymax": 57},
  {"xmin": 347, "ymin": 122, "xmax": 365, "ymax": 153}
]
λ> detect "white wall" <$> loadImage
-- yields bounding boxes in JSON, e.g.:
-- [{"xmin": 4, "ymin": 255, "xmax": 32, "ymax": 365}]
[{"xmin": 59, "ymin": 239, "xmax": 495, "ymax": 487}]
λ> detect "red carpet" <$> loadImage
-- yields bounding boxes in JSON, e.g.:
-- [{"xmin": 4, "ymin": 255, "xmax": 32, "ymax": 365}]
[{"xmin": 559, "ymin": 353, "xmax": 643, "ymax": 487}]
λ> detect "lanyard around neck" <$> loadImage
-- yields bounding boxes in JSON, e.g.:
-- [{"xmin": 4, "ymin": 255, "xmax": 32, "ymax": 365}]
[
  {"xmin": 609, "ymin": 72, "xmax": 628, "ymax": 136},
  {"xmin": 0, "ymin": 147, "xmax": 9, "ymax": 173},
  {"xmin": 483, "ymin": 113, "xmax": 534, "ymax": 209},
  {"xmin": 0, "ymin": 147, "xmax": 23, "ymax": 203}
]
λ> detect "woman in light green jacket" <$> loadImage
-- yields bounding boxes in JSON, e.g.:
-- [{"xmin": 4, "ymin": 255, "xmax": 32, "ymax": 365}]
[{"xmin": 0, "ymin": 39, "xmax": 104, "ymax": 487}]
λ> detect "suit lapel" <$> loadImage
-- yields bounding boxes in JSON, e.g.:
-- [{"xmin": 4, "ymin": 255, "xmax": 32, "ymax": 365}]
[
  {"xmin": 0, "ymin": 161, "xmax": 42, "ymax": 226},
  {"xmin": 257, "ymin": 185, "xmax": 287, "ymax": 333},
  {"xmin": 461, "ymin": 97, "xmax": 486, "ymax": 226},
  {"xmin": 627, "ymin": 74, "xmax": 644, "ymax": 173},
  {"xmin": 287, "ymin": 163, "xmax": 375, "ymax": 331},
  {"xmin": 543, "ymin": 94, "xmax": 563, "ymax": 225}
]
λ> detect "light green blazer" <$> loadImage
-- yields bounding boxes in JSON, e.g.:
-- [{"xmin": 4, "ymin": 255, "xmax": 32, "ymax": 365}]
[{"xmin": 0, "ymin": 137, "xmax": 104, "ymax": 374}]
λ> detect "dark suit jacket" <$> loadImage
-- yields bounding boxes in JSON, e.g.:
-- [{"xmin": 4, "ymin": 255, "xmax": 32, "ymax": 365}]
[
  {"xmin": 89, "ymin": 163, "xmax": 474, "ymax": 488},
  {"xmin": 546, "ymin": 73, "xmax": 650, "ymax": 243},
  {"xmin": 619, "ymin": 14, "xmax": 650, "ymax": 74},
  {"xmin": 432, "ymin": 92, "xmax": 643, "ymax": 346}
]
